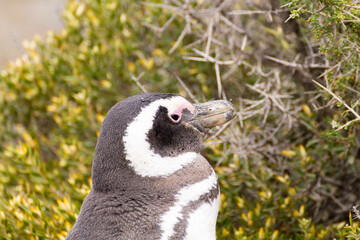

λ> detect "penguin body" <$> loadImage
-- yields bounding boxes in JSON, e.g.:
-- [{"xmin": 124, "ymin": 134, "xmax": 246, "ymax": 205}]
[{"xmin": 66, "ymin": 93, "xmax": 235, "ymax": 240}]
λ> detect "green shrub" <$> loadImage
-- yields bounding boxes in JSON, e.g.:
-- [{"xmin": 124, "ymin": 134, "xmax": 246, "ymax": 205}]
[{"xmin": 0, "ymin": 0, "xmax": 359, "ymax": 239}]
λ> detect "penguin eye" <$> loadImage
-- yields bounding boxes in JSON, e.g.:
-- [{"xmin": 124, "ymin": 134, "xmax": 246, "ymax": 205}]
[{"xmin": 169, "ymin": 114, "xmax": 181, "ymax": 123}]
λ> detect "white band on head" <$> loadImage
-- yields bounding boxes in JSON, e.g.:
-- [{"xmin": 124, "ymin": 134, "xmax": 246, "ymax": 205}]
[{"xmin": 123, "ymin": 96, "xmax": 197, "ymax": 177}]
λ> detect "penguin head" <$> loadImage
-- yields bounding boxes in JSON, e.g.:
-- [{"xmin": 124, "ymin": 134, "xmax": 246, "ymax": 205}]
[{"xmin": 92, "ymin": 93, "xmax": 235, "ymax": 191}]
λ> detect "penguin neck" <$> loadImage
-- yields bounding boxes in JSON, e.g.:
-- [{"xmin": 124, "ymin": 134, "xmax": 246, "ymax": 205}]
[
  {"xmin": 91, "ymin": 146, "xmax": 202, "ymax": 192},
  {"xmin": 91, "ymin": 148, "xmax": 127, "ymax": 192},
  {"xmin": 124, "ymin": 147, "xmax": 200, "ymax": 178}
]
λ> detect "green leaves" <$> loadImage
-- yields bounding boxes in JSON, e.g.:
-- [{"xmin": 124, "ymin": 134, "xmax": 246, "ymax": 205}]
[{"xmin": 1, "ymin": 0, "xmax": 360, "ymax": 239}]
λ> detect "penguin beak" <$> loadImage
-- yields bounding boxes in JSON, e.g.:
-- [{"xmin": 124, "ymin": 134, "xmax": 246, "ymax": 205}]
[{"xmin": 186, "ymin": 100, "xmax": 236, "ymax": 133}]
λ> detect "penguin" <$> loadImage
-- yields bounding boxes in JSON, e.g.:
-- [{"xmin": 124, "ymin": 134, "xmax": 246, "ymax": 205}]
[{"xmin": 66, "ymin": 93, "xmax": 236, "ymax": 240}]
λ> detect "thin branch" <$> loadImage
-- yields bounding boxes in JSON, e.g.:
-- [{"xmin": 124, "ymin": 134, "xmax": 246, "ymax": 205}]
[
  {"xmin": 189, "ymin": 48, "xmax": 235, "ymax": 65},
  {"xmin": 140, "ymin": 1, "xmax": 179, "ymax": 11},
  {"xmin": 142, "ymin": 13, "xmax": 177, "ymax": 33},
  {"xmin": 215, "ymin": 62, "xmax": 222, "ymax": 98},
  {"xmin": 336, "ymin": 118, "xmax": 359, "ymax": 131},
  {"xmin": 183, "ymin": 38, "xmax": 206, "ymax": 50},
  {"xmin": 131, "ymin": 72, "xmax": 147, "ymax": 93},
  {"xmin": 285, "ymin": 5, "xmax": 304, "ymax": 22},
  {"xmin": 175, "ymin": 75, "xmax": 198, "ymax": 103},
  {"xmin": 312, "ymin": 80, "xmax": 360, "ymax": 130},
  {"xmin": 265, "ymin": 55, "xmax": 328, "ymax": 69},
  {"xmin": 169, "ymin": 24, "xmax": 189, "ymax": 54},
  {"xmin": 205, "ymin": 18, "xmax": 214, "ymax": 56},
  {"xmin": 209, "ymin": 120, "xmax": 233, "ymax": 140},
  {"xmin": 219, "ymin": 14, "xmax": 245, "ymax": 33},
  {"xmin": 317, "ymin": 56, "xmax": 350, "ymax": 79},
  {"xmin": 241, "ymin": 35, "xmax": 247, "ymax": 51},
  {"xmin": 229, "ymin": 9, "xmax": 288, "ymax": 15}
]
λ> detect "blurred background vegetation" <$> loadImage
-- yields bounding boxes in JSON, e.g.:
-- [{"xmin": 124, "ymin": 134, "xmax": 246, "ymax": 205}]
[
  {"xmin": 0, "ymin": 0, "xmax": 360, "ymax": 239},
  {"xmin": 0, "ymin": 0, "xmax": 64, "ymax": 69}
]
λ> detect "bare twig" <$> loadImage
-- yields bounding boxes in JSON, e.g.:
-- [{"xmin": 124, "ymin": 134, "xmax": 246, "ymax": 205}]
[
  {"xmin": 229, "ymin": 9, "xmax": 288, "ymax": 15},
  {"xmin": 188, "ymin": 48, "xmax": 235, "ymax": 65},
  {"xmin": 169, "ymin": 24, "xmax": 190, "ymax": 54},
  {"xmin": 209, "ymin": 120, "xmax": 233, "ymax": 140},
  {"xmin": 140, "ymin": 1, "xmax": 179, "ymax": 11},
  {"xmin": 175, "ymin": 75, "xmax": 198, "ymax": 103},
  {"xmin": 131, "ymin": 72, "xmax": 147, "ymax": 93},
  {"xmin": 265, "ymin": 55, "xmax": 328, "ymax": 69},
  {"xmin": 219, "ymin": 14, "xmax": 245, "ymax": 33},
  {"xmin": 142, "ymin": 13, "xmax": 177, "ymax": 33},
  {"xmin": 317, "ymin": 56, "xmax": 350, "ymax": 79},
  {"xmin": 214, "ymin": 62, "xmax": 222, "ymax": 98},
  {"xmin": 205, "ymin": 18, "xmax": 214, "ymax": 56},
  {"xmin": 312, "ymin": 80, "xmax": 360, "ymax": 130}
]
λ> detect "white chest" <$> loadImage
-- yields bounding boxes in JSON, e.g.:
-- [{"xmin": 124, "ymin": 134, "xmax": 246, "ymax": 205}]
[
  {"xmin": 184, "ymin": 193, "xmax": 220, "ymax": 240},
  {"xmin": 160, "ymin": 171, "xmax": 219, "ymax": 240}
]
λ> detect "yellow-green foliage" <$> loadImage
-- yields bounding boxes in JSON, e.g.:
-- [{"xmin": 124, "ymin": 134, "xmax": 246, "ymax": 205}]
[
  {"xmin": 0, "ymin": 1, "xmax": 177, "ymax": 239},
  {"xmin": 1, "ymin": 0, "xmax": 360, "ymax": 239}
]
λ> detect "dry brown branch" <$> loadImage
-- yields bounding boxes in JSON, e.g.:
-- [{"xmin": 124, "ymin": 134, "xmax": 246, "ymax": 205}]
[
  {"xmin": 214, "ymin": 62, "xmax": 222, "ymax": 98},
  {"xmin": 208, "ymin": 120, "xmax": 233, "ymax": 140},
  {"xmin": 189, "ymin": 48, "xmax": 235, "ymax": 65},
  {"xmin": 219, "ymin": 14, "xmax": 245, "ymax": 33},
  {"xmin": 229, "ymin": 9, "xmax": 288, "ymax": 15},
  {"xmin": 312, "ymin": 80, "xmax": 360, "ymax": 130},
  {"xmin": 205, "ymin": 18, "xmax": 214, "ymax": 56},
  {"xmin": 142, "ymin": 13, "xmax": 178, "ymax": 33},
  {"xmin": 265, "ymin": 55, "xmax": 328, "ymax": 69},
  {"xmin": 140, "ymin": 1, "xmax": 179, "ymax": 11},
  {"xmin": 175, "ymin": 75, "xmax": 199, "ymax": 103},
  {"xmin": 317, "ymin": 56, "xmax": 351, "ymax": 79},
  {"xmin": 131, "ymin": 72, "xmax": 147, "ymax": 93},
  {"xmin": 169, "ymin": 24, "xmax": 190, "ymax": 54}
]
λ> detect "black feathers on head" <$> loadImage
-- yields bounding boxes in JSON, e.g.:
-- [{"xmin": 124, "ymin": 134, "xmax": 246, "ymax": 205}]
[
  {"xmin": 147, "ymin": 106, "xmax": 202, "ymax": 157},
  {"xmin": 91, "ymin": 93, "xmax": 201, "ymax": 191}
]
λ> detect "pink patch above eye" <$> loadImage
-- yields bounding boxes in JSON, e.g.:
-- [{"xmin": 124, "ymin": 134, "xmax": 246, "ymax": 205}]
[{"xmin": 169, "ymin": 102, "xmax": 195, "ymax": 123}]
